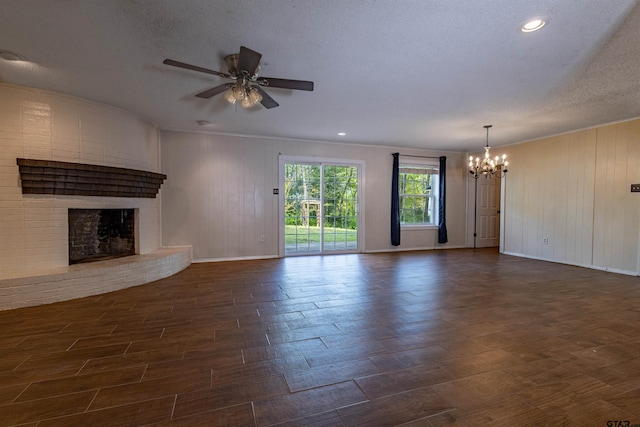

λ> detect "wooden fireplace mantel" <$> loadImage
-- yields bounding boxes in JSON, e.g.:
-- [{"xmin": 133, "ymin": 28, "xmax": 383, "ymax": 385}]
[{"xmin": 16, "ymin": 158, "xmax": 167, "ymax": 198}]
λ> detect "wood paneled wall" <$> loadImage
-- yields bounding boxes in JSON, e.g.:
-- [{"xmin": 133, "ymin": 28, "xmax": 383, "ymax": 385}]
[
  {"xmin": 160, "ymin": 132, "xmax": 468, "ymax": 261},
  {"xmin": 502, "ymin": 119, "xmax": 640, "ymax": 275}
]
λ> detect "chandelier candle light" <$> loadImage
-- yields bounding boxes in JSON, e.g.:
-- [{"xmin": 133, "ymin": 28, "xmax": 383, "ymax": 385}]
[{"xmin": 469, "ymin": 125, "xmax": 508, "ymax": 178}]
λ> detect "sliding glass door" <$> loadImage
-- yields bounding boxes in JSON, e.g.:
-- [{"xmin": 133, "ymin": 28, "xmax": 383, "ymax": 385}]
[{"xmin": 281, "ymin": 157, "xmax": 362, "ymax": 256}]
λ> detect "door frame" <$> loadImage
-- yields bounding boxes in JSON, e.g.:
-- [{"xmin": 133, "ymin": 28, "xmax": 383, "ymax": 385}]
[
  {"xmin": 475, "ymin": 174, "xmax": 501, "ymax": 248},
  {"xmin": 466, "ymin": 173, "xmax": 505, "ymax": 250},
  {"xmin": 278, "ymin": 155, "xmax": 365, "ymax": 257}
]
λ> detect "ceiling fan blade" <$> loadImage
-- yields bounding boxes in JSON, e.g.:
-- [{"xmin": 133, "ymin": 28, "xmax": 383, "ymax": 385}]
[
  {"xmin": 237, "ymin": 46, "xmax": 262, "ymax": 76},
  {"xmin": 254, "ymin": 86, "xmax": 279, "ymax": 109},
  {"xmin": 195, "ymin": 84, "xmax": 231, "ymax": 99},
  {"xmin": 163, "ymin": 58, "xmax": 231, "ymax": 79},
  {"xmin": 261, "ymin": 77, "xmax": 314, "ymax": 91}
]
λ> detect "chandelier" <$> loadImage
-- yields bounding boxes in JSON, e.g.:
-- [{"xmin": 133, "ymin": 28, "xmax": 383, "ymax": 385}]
[{"xmin": 469, "ymin": 125, "xmax": 508, "ymax": 178}]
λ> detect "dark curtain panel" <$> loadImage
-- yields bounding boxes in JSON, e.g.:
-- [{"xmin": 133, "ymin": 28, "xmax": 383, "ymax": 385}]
[
  {"xmin": 391, "ymin": 153, "xmax": 401, "ymax": 246},
  {"xmin": 438, "ymin": 156, "xmax": 448, "ymax": 244}
]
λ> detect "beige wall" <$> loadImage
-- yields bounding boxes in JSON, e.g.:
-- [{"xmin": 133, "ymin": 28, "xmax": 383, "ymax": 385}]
[
  {"xmin": 0, "ymin": 83, "xmax": 162, "ymax": 278},
  {"xmin": 501, "ymin": 119, "xmax": 640, "ymax": 275},
  {"xmin": 161, "ymin": 131, "xmax": 468, "ymax": 260}
]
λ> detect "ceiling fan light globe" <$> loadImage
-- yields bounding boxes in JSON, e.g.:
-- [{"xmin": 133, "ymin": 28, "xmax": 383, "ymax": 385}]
[
  {"xmin": 248, "ymin": 87, "xmax": 262, "ymax": 104},
  {"xmin": 236, "ymin": 85, "xmax": 247, "ymax": 101},
  {"xmin": 224, "ymin": 89, "xmax": 237, "ymax": 104}
]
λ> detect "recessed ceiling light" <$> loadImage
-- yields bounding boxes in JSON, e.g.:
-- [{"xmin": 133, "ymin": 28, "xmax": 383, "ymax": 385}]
[
  {"xmin": 337, "ymin": 132, "xmax": 346, "ymax": 136},
  {"xmin": 521, "ymin": 18, "xmax": 546, "ymax": 33},
  {"xmin": 0, "ymin": 50, "xmax": 26, "ymax": 61}
]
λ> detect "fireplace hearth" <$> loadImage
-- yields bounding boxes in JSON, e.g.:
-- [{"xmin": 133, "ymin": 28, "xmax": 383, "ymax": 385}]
[{"xmin": 68, "ymin": 209, "xmax": 135, "ymax": 264}]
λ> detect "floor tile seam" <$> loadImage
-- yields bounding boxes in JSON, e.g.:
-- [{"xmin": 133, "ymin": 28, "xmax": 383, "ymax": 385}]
[
  {"xmin": 87, "ymin": 389, "xmax": 186, "ymax": 413},
  {"xmin": 352, "ymin": 364, "xmax": 453, "ymax": 388},
  {"xmin": 139, "ymin": 362, "xmax": 219, "ymax": 384},
  {"xmin": 435, "ymin": 397, "xmax": 544, "ymax": 426},
  {"xmin": 262, "ymin": 408, "xmax": 341, "ymax": 427},
  {"xmin": 75, "ymin": 358, "xmax": 91, "ymax": 376},
  {"xmin": 521, "ymin": 371, "xmax": 608, "ymax": 390},
  {"xmin": 139, "ymin": 362, "xmax": 151, "ymax": 381},
  {"xmin": 16, "ymin": 365, "xmax": 152, "ymax": 403},
  {"xmin": 78, "ymin": 356, "xmax": 150, "ymax": 376},
  {"xmin": 513, "ymin": 375, "xmax": 612, "ymax": 411},
  {"xmin": 0, "ymin": 388, "xmax": 99, "ymax": 420},
  {"xmin": 6, "ymin": 382, "xmax": 31, "ymax": 405},
  {"xmin": 70, "ymin": 335, "xmax": 161, "ymax": 354},
  {"xmin": 266, "ymin": 330, "xmax": 344, "ymax": 344},
  {"xmin": 284, "ymin": 362, "xmax": 378, "ymax": 393},
  {"xmin": 395, "ymin": 408, "xmax": 458, "ymax": 427},
  {"xmin": 169, "ymin": 393, "xmax": 178, "ymax": 420},
  {"xmin": 9, "ymin": 354, "xmax": 31, "ymax": 371},
  {"xmin": 596, "ymin": 380, "xmax": 640, "ymax": 400},
  {"xmin": 335, "ymin": 383, "xmax": 453, "ymax": 418},
  {"xmin": 356, "ymin": 378, "xmax": 453, "ymax": 403},
  {"xmin": 32, "ymin": 391, "xmax": 171, "ymax": 426},
  {"xmin": 432, "ymin": 363, "xmax": 522, "ymax": 386},
  {"xmin": 0, "ymin": 337, "xmax": 25, "ymax": 350}
]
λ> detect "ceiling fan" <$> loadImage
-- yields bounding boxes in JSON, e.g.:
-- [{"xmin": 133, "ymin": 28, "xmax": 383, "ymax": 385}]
[{"xmin": 163, "ymin": 46, "xmax": 314, "ymax": 109}]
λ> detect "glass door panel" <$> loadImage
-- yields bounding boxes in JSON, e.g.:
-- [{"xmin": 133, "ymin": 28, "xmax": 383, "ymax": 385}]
[
  {"xmin": 284, "ymin": 163, "xmax": 321, "ymax": 255},
  {"xmin": 283, "ymin": 160, "xmax": 360, "ymax": 256},
  {"xmin": 323, "ymin": 165, "xmax": 358, "ymax": 251}
]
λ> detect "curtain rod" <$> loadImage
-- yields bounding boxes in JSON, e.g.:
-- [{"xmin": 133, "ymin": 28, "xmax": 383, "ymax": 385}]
[{"xmin": 392, "ymin": 153, "xmax": 442, "ymax": 159}]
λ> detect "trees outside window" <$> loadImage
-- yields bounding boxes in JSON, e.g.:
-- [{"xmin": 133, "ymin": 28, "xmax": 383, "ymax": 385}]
[{"xmin": 399, "ymin": 165, "xmax": 438, "ymax": 226}]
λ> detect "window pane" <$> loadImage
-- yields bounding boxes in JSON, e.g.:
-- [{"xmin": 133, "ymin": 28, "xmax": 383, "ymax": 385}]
[
  {"xmin": 398, "ymin": 166, "xmax": 438, "ymax": 225},
  {"xmin": 400, "ymin": 173, "xmax": 433, "ymax": 196}
]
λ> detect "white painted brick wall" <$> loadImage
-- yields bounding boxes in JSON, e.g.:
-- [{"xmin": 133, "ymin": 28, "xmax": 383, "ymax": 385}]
[
  {"xmin": 0, "ymin": 82, "xmax": 187, "ymax": 310},
  {"xmin": 0, "ymin": 82, "xmax": 162, "ymax": 278},
  {"xmin": 0, "ymin": 246, "xmax": 192, "ymax": 310}
]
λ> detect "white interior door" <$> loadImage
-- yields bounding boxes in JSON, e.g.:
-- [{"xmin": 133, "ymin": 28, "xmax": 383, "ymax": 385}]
[{"xmin": 476, "ymin": 176, "xmax": 501, "ymax": 248}]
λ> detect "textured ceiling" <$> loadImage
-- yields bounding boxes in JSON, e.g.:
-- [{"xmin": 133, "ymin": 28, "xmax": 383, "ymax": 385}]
[{"xmin": 1, "ymin": 0, "xmax": 639, "ymax": 151}]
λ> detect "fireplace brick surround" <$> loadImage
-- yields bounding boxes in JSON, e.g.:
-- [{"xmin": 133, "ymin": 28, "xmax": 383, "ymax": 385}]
[
  {"xmin": 0, "ymin": 83, "xmax": 192, "ymax": 311},
  {"xmin": 0, "ymin": 246, "xmax": 192, "ymax": 311}
]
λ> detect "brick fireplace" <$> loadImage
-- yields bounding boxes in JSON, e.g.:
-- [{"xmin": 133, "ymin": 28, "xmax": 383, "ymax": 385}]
[{"xmin": 68, "ymin": 208, "xmax": 136, "ymax": 264}]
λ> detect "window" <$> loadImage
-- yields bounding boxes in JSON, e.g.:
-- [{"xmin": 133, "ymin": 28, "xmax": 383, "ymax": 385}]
[{"xmin": 399, "ymin": 163, "xmax": 439, "ymax": 226}]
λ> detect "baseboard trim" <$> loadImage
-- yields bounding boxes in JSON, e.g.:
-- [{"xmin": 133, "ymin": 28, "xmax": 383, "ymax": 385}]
[
  {"xmin": 365, "ymin": 245, "xmax": 467, "ymax": 254},
  {"xmin": 193, "ymin": 255, "xmax": 280, "ymax": 263},
  {"xmin": 502, "ymin": 251, "xmax": 639, "ymax": 277}
]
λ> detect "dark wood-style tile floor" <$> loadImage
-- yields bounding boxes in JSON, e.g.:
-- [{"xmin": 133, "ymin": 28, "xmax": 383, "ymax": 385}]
[{"xmin": 2, "ymin": 248, "xmax": 640, "ymax": 426}]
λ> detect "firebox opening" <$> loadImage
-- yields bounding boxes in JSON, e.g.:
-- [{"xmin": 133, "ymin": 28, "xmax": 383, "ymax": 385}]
[{"xmin": 68, "ymin": 209, "xmax": 136, "ymax": 265}]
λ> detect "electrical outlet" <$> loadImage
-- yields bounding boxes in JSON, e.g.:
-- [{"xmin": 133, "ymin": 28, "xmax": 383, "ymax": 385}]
[
  {"xmin": 543, "ymin": 237, "xmax": 549, "ymax": 244},
  {"xmin": 631, "ymin": 184, "xmax": 640, "ymax": 192},
  {"xmin": 260, "ymin": 235, "xmax": 265, "ymax": 242}
]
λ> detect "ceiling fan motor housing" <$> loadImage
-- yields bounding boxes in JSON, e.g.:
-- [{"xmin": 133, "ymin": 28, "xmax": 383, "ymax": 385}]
[{"xmin": 224, "ymin": 54, "xmax": 239, "ymax": 77}]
